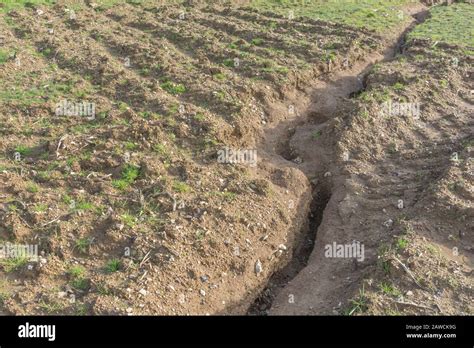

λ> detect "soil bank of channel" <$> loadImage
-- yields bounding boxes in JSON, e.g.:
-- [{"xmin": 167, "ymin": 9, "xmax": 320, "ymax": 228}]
[{"xmin": 248, "ymin": 5, "xmax": 428, "ymax": 315}]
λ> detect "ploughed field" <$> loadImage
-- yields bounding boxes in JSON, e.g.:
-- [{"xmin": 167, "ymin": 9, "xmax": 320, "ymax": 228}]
[{"xmin": 0, "ymin": 0, "xmax": 472, "ymax": 315}]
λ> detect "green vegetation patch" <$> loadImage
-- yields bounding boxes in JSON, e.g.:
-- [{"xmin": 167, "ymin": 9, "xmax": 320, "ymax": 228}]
[
  {"xmin": 408, "ymin": 3, "xmax": 474, "ymax": 48},
  {"xmin": 112, "ymin": 164, "xmax": 141, "ymax": 190},
  {"xmin": 251, "ymin": 0, "xmax": 414, "ymax": 32},
  {"xmin": 0, "ymin": 0, "xmax": 56, "ymax": 13}
]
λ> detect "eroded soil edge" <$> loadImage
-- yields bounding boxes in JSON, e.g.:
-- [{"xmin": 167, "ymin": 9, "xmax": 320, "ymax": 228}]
[{"xmin": 248, "ymin": 7, "xmax": 428, "ymax": 315}]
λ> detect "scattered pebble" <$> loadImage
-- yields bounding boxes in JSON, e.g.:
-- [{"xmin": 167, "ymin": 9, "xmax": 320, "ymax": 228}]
[
  {"xmin": 255, "ymin": 259, "xmax": 263, "ymax": 275},
  {"xmin": 57, "ymin": 291, "xmax": 67, "ymax": 298},
  {"xmin": 293, "ymin": 157, "xmax": 303, "ymax": 164}
]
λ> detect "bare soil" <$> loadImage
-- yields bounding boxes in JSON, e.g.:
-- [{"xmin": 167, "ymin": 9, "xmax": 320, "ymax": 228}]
[{"xmin": 0, "ymin": 1, "xmax": 472, "ymax": 316}]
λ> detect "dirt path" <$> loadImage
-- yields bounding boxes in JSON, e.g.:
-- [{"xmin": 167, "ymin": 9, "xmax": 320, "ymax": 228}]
[{"xmin": 249, "ymin": 3, "xmax": 431, "ymax": 315}]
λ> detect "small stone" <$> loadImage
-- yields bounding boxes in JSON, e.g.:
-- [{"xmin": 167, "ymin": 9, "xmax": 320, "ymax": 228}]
[
  {"xmin": 200, "ymin": 275, "xmax": 208, "ymax": 283},
  {"xmin": 293, "ymin": 157, "xmax": 302, "ymax": 164},
  {"xmin": 57, "ymin": 291, "xmax": 67, "ymax": 298},
  {"xmin": 406, "ymin": 290, "xmax": 414, "ymax": 297},
  {"xmin": 278, "ymin": 244, "xmax": 287, "ymax": 251},
  {"xmin": 324, "ymin": 171, "xmax": 332, "ymax": 177},
  {"xmin": 126, "ymin": 307, "xmax": 133, "ymax": 313},
  {"xmin": 139, "ymin": 289, "xmax": 147, "ymax": 296},
  {"xmin": 255, "ymin": 259, "xmax": 263, "ymax": 274},
  {"xmin": 199, "ymin": 289, "xmax": 206, "ymax": 296}
]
